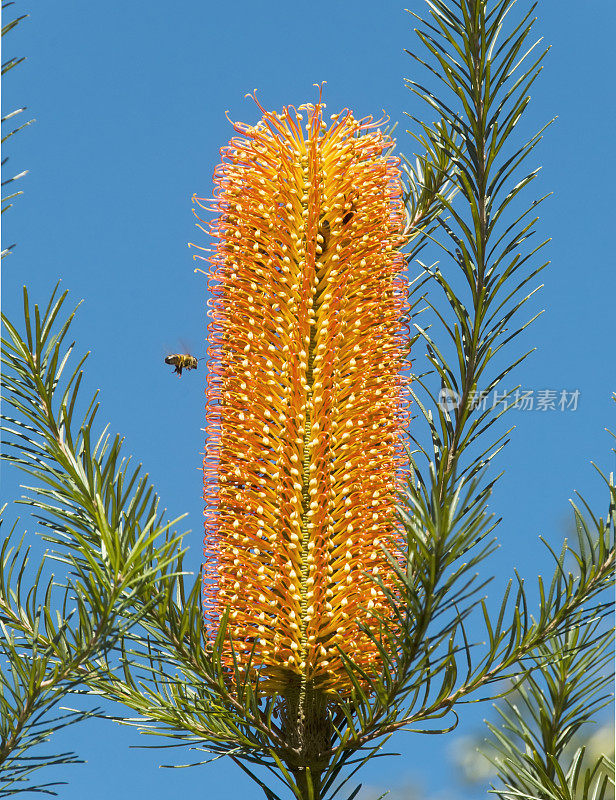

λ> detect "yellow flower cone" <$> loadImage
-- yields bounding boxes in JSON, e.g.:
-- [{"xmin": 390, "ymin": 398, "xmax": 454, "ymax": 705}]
[{"xmin": 195, "ymin": 94, "xmax": 410, "ymax": 698}]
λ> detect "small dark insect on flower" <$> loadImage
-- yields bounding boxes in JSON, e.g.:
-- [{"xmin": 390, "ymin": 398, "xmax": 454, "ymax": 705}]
[
  {"xmin": 164, "ymin": 353, "xmax": 199, "ymax": 376},
  {"xmin": 342, "ymin": 199, "xmax": 356, "ymax": 226}
]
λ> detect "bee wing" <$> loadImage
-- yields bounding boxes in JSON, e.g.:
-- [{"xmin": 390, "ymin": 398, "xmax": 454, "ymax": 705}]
[{"xmin": 179, "ymin": 338, "xmax": 196, "ymax": 356}]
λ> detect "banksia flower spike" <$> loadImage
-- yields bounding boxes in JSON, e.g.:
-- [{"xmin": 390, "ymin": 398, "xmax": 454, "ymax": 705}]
[{"xmin": 195, "ymin": 93, "xmax": 410, "ymax": 702}]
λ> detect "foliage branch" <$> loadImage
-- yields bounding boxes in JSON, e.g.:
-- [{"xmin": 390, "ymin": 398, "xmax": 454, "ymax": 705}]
[
  {"xmin": 474, "ymin": 418, "xmax": 616, "ymax": 800},
  {"xmin": 1, "ymin": 0, "xmax": 33, "ymax": 257},
  {"xmin": 483, "ymin": 612, "xmax": 615, "ymax": 800},
  {"xmin": 0, "ymin": 287, "xmax": 186, "ymax": 795}
]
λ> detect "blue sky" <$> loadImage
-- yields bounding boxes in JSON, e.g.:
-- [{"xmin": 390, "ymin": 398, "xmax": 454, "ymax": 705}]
[{"xmin": 2, "ymin": 1, "xmax": 615, "ymax": 798}]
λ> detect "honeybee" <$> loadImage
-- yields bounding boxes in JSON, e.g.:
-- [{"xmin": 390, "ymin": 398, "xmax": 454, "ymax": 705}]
[{"xmin": 164, "ymin": 354, "xmax": 199, "ymax": 376}]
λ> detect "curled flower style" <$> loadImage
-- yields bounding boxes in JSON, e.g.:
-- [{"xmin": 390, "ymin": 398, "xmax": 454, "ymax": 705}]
[{"xmin": 195, "ymin": 94, "xmax": 411, "ymax": 698}]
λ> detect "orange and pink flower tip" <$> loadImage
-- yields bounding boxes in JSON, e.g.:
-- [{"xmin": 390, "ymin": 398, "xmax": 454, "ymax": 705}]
[{"xmin": 193, "ymin": 91, "xmax": 412, "ymax": 698}]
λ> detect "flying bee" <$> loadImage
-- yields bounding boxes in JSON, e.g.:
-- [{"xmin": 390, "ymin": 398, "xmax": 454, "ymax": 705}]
[{"xmin": 164, "ymin": 354, "xmax": 200, "ymax": 376}]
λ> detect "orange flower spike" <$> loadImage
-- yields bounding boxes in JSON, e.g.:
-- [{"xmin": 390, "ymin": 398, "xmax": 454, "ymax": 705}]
[{"xmin": 197, "ymin": 96, "xmax": 411, "ymax": 697}]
